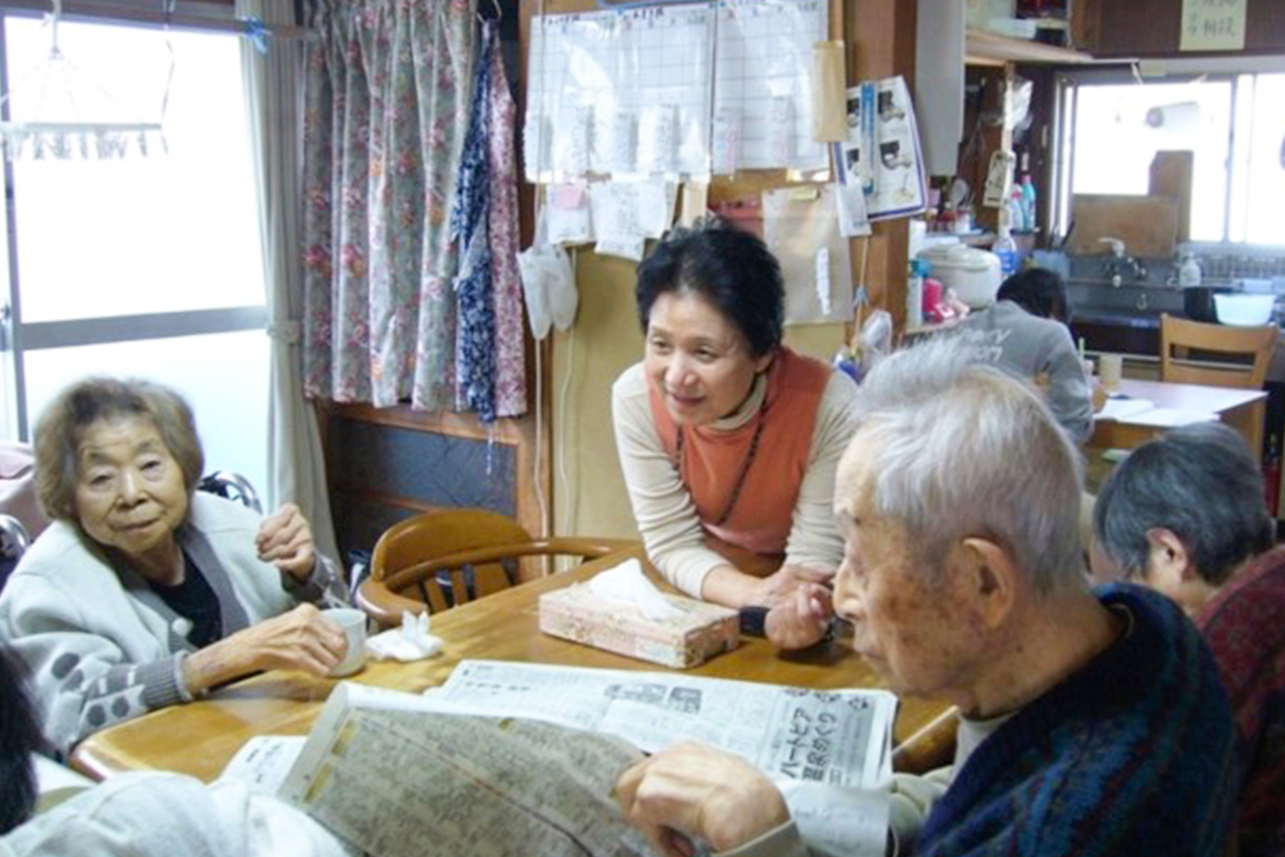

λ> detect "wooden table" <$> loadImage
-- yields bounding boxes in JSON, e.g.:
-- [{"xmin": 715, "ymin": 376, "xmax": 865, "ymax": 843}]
[
  {"xmin": 1089, "ymin": 378, "xmax": 1268, "ymax": 462},
  {"xmin": 71, "ymin": 550, "xmax": 951, "ymax": 782}
]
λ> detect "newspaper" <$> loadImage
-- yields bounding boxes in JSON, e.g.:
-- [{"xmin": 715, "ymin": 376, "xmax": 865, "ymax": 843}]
[
  {"xmin": 278, "ymin": 683, "xmax": 655, "ymax": 857},
  {"xmin": 270, "ymin": 662, "xmax": 899, "ymax": 857},
  {"xmin": 423, "ymin": 660, "xmax": 897, "ymax": 790}
]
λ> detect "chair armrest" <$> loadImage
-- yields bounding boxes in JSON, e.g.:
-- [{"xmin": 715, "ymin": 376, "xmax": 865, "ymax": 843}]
[
  {"xmin": 891, "ymin": 706, "xmax": 959, "ymax": 775},
  {"xmin": 537, "ymin": 537, "xmax": 641, "ymax": 558},
  {"xmin": 383, "ymin": 540, "xmax": 640, "ymax": 592},
  {"xmin": 356, "ymin": 578, "xmax": 429, "ymax": 629}
]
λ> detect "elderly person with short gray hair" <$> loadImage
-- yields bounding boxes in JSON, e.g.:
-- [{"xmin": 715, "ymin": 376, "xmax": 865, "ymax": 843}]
[
  {"xmin": 1091, "ymin": 421, "xmax": 1284, "ymax": 857},
  {"xmin": 0, "ymin": 377, "xmax": 350, "ymax": 755},
  {"xmin": 616, "ymin": 339, "xmax": 1237, "ymax": 857}
]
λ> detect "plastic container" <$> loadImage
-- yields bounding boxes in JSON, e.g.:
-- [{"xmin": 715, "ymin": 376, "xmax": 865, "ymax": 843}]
[
  {"xmin": 1214, "ymin": 293, "xmax": 1275, "ymax": 327},
  {"xmin": 906, "ymin": 260, "xmax": 926, "ymax": 329},
  {"xmin": 1178, "ymin": 253, "xmax": 1202, "ymax": 287},
  {"xmin": 916, "ymin": 244, "xmax": 1004, "ymax": 309},
  {"xmin": 1019, "ymin": 174, "xmax": 1037, "ymax": 233},
  {"xmin": 1009, "ymin": 189, "xmax": 1027, "ymax": 232},
  {"xmin": 992, "ymin": 224, "xmax": 1018, "ymax": 277}
]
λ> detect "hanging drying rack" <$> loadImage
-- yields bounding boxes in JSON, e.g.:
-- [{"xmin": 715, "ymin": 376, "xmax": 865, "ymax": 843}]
[{"xmin": 0, "ymin": 0, "xmax": 165, "ymax": 160}]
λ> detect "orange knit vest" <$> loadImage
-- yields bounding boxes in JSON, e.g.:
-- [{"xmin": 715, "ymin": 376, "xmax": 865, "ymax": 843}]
[{"xmin": 647, "ymin": 347, "xmax": 832, "ymax": 556}]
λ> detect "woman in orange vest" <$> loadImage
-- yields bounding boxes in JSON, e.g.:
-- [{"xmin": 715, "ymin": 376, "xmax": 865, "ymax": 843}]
[{"xmin": 612, "ymin": 219, "xmax": 859, "ymax": 648}]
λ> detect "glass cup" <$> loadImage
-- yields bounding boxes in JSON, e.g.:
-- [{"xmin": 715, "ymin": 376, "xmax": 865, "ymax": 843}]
[{"xmin": 1099, "ymin": 353, "xmax": 1123, "ymax": 394}]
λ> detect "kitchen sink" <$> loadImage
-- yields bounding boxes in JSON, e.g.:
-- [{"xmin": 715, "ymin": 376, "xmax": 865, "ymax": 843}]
[{"xmin": 1066, "ymin": 278, "xmax": 1183, "ymax": 327}]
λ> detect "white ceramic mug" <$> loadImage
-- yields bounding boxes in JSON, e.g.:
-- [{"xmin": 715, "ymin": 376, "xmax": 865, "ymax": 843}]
[
  {"xmin": 1099, "ymin": 353, "xmax": 1123, "ymax": 393},
  {"xmin": 322, "ymin": 607, "xmax": 367, "ymax": 677}
]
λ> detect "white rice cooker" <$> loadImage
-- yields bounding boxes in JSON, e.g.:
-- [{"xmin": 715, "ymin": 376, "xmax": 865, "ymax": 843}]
[{"xmin": 916, "ymin": 244, "xmax": 1004, "ymax": 309}]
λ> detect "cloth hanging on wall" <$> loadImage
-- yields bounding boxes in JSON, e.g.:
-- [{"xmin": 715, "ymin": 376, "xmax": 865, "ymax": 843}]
[
  {"xmin": 451, "ymin": 21, "xmax": 498, "ymax": 423},
  {"xmin": 486, "ymin": 22, "xmax": 527, "ymax": 420},
  {"xmin": 300, "ymin": 0, "xmax": 476, "ymax": 411}
]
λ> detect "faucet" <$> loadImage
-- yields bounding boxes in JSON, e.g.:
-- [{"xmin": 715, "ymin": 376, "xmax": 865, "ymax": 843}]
[{"xmin": 1098, "ymin": 237, "xmax": 1148, "ymax": 287}]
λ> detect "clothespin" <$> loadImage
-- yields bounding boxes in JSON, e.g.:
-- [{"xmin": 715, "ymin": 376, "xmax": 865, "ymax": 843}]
[{"xmin": 241, "ymin": 16, "xmax": 271, "ymax": 55}]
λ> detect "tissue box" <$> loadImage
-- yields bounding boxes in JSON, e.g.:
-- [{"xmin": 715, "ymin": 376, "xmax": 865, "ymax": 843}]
[{"xmin": 539, "ymin": 584, "xmax": 739, "ymax": 669}]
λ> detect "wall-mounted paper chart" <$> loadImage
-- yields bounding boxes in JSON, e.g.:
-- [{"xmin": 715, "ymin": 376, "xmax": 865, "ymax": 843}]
[
  {"xmin": 523, "ymin": 0, "xmax": 828, "ymax": 183},
  {"xmin": 712, "ymin": 0, "xmax": 827, "ymax": 173},
  {"xmin": 525, "ymin": 5, "xmax": 714, "ymax": 181}
]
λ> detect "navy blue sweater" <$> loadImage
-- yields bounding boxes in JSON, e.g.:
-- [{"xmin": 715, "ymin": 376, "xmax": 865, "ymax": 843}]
[{"xmin": 919, "ymin": 584, "xmax": 1237, "ymax": 857}]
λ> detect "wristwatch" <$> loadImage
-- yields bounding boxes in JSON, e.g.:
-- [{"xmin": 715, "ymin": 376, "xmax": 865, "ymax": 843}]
[{"xmin": 738, "ymin": 605, "xmax": 770, "ymax": 637}]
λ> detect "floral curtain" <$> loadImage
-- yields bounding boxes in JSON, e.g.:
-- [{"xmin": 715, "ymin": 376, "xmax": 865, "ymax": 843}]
[{"xmin": 302, "ymin": 0, "xmax": 476, "ymax": 410}]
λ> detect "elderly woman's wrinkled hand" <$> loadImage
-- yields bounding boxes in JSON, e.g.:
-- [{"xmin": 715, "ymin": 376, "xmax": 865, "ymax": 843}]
[
  {"xmin": 256, "ymin": 503, "xmax": 316, "ymax": 580},
  {"xmin": 766, "ymin": 582, "xmax": 834, "ymax": 650},
  {"xmin": 183, "ymin": 603, "xmax": 347, "ymax": 692},
  {"xmin": 184, "ymin": 603, "xmax": 347, "ymax": 693},
  {"xmin": 615, "ymin": 742, "xmax": 790, "ymax": 857}
]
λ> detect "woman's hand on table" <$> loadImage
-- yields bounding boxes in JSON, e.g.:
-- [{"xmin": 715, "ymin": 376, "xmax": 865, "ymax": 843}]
[
  {"xmin": 615, "ymin": 742, "xmax": 790, "ymax": 857},
  {"xmin": 748, "ymin": 563, "xmax": 833, "ymax": 608},
  {"xmin": 182, "ymin": 603, "xmax": 347, "ymax": 694},
  {"xmin": 766, "ymin": 582, "xmax": 834, "ymax": 650},
  {"xmin": 256, "ymin": 502, "xmax": 316, "ymax": 580}
]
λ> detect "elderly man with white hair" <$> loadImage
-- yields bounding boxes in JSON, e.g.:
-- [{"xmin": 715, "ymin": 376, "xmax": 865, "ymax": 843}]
[{"xmin": 615, "ymin": 340, "xmax": 1237, "ymax": 857}]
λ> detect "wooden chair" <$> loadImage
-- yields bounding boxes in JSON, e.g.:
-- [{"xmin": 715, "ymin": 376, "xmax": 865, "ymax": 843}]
[
  {"xmin": 1159, "ymin": 313, "xmax": 1277, "ymax": 390},
  {"xmin": 355, "ymin": 508, "xmax": 638, "ymax": 628},
  {"xmin": 891, "ymin": 706, "xmax": 959, "ymax": 775}
]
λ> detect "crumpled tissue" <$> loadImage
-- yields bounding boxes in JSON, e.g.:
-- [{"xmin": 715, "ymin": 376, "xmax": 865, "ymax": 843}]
[
  {"xmin": 586, "ymin": 558, "xmax": 681, "ymax": 620},
  {"xmin": 366, "ymin": 611, "xmax": 444, "ymax": 661}
]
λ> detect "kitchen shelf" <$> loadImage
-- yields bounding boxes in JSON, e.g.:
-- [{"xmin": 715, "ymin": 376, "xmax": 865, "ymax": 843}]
[{"xmin": 965, "ymin": 28, "xmax": 1096, "ymax": 66}]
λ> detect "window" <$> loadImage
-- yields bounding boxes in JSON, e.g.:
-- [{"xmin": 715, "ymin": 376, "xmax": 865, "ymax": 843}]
[
  {"xmin": 0, "ymin": 13, "xmax": 269, "ymax": 493},
  {"xmin": 1054, "ymin": 69, "xmax": 1285, "ymax": 246}
]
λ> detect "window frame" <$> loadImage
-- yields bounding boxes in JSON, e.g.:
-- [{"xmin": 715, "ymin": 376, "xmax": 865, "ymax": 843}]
[
  {"xmin": 0, "ymin": 7, "xmax": 267, "ymax": 441},
  {"xmin": 1050, "ymin": 64, "xmax": 1283, "ymax": 249}
]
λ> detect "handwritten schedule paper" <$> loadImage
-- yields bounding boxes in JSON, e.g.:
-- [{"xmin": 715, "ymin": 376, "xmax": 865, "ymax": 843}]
[{"xmin": 1180, "ymin": 0, "xmax": 1247, "ymax": 51}]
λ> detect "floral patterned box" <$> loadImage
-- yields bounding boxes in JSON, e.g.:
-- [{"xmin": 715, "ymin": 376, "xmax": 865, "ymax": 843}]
[{"xmin": 538, "ymin": 583, "xmax": 740, "ymax": 669}]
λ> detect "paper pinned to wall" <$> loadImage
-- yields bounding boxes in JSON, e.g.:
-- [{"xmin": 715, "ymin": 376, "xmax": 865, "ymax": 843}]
[
  {"xmin": 588, "ymin": 179, "xmax": 675, "ymax": 261},
  {"xmin": 595, "ymin": 236, "xmax": 646, "ymax": 262},
  {"xmin": 1181, "ymin": 0, "xmax": 1247, "ymax": 51},
  {"xmin": 679, "ymin": 181, "xmax": 710, "ymax": 226},
  {"xmin": 762, "ymin": 185, "xmax": 852, "ymax": 325},
  {"xmin": 834, "ymin": 77, "xmax": 928, "ymax": 222},
  {"xmin": 546, "ymin": 183, "xmax": 593, "ymax": 246},
  {"xmin": 590, "ymin": 179, "xmax": 676, "ymax": 241},
  {"xmin": 834, "ymin": 182, "xmax": 872, "ymax": 237}
]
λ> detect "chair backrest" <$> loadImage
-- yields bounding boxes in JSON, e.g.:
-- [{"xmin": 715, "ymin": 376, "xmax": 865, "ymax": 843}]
[
  {"xmin": 0, "ymin": 512, "xmax": 32, "ymax": 593},
  {"xmin": 1159, "ymin": 313, "xmax": 1277, "ymax": 390},
  {"xmin": 356, "ymin": 508, "xmax": 635, "ymax": 627},
  {"xmin": 197, "ymin": 471, "xmax": 263, "ymax": 514}
]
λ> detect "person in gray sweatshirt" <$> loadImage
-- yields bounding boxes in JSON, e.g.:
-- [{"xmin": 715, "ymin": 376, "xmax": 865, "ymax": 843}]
[{"xmin": 954, "ymin": 268, "xmax": 1095, "ymax": 444}]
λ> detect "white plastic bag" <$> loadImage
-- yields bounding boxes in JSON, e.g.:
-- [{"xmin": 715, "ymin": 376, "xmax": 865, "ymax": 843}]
[{"xmin": 517, "ymin": 200, "xmax": 579, "ymax": 339}]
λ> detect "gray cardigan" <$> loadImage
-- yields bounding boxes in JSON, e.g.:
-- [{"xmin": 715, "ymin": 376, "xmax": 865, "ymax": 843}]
[{"xmin": 0, "ymin": 492, "xmax": 346, "ymax": 755}]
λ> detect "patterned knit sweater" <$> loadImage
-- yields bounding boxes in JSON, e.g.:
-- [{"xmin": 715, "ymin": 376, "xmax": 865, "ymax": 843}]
[
  {"xmin": 919, "ymin": 584, "xmax": 1237, "ymax": 857},
  {"xmin": 1197, "ymin": 546, "xmax": 1285, "ymax": 857}
]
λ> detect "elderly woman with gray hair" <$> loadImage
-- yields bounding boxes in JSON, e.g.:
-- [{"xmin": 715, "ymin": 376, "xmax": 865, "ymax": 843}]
[
  {"xmin": 1091, "ymin": 421, "xmax": 1284, "ymax": 857},
  {"xmin": 0, "ymin": 378, "xmax": 350, "ymax": 755}
]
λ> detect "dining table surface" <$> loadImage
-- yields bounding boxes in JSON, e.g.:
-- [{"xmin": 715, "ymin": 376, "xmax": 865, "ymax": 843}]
[
  {"xmin": 1089, "ymin": 376, "xmax": 1268, "ymax": 461},
  {"xmin": 70, "ymin": 547, "xmax": 953, "ymax": 783}
]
